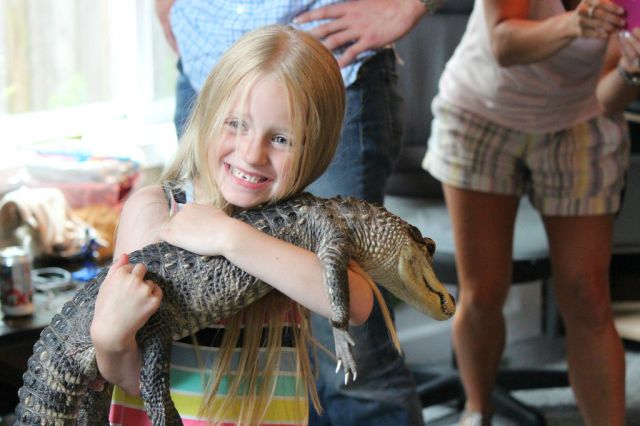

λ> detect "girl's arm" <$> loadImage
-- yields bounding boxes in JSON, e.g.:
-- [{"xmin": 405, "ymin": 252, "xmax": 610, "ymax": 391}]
[
  {"xmin": 484, "ymin": 0, "xmax": 625, "ymax": 66},
  {"xmin": 597, "ymin": 29, "xmax": 640, "ymax": 115},
  {"xmin": 90, "ymin": 185, "xmax": 169, "ymax": 395},
  {"xmin": 159, "ymin": 203, "xmax": 374, "ymax": 325}
]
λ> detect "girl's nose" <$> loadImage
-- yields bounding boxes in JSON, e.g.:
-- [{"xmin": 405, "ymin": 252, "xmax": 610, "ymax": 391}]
[{"xmin": 240, "ymin": 135, "xmax": 268, "ymax": 165}]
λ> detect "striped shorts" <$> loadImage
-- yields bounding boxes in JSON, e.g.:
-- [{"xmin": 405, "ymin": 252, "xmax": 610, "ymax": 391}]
[{"xmin": 422, "ymin": 98, "xmax": 631, "ymax": 216}]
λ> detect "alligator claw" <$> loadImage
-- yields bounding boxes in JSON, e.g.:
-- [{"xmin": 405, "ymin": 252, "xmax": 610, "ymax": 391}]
[
  {"xmin": 336, "ymin": 364, "xmax": 356, "ymax": 385},
  {"xmin": 332, "ymin": 327, "xmax": 357, "ymax": 384}
]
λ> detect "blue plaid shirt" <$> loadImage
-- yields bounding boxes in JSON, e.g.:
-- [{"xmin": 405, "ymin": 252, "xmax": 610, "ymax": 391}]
[{"xmin": 170, "ymin": 0, "xmax": 375, "ymax": 91}]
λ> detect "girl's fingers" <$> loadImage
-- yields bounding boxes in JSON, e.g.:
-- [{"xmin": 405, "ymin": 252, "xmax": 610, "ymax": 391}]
[
  {"xmin": 150, "ymin": 282, "xmax": 163, "ymax": 298},
  {"xmin": 117, "ymin": 253, "xmax": 129, "ymax": 265},
  {"xmin": 131, "ymin": 263, "xmax": 148, "ymax": 278},
  {"xmin": 106, "ymin": 253, "xmax": 130, "ymax": 277},
  {"xmin": 140, "ymin": 280, "xmax": 161, "ymax": 301},
  {"xmin": 144, "ymin": 279, "xmax": 159, "ymax": 292}
]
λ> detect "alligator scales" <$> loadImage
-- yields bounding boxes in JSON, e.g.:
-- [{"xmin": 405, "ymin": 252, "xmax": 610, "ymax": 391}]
[{"xmin": 15, "ymin": 193, "xmax": 456, "ymax": 425}]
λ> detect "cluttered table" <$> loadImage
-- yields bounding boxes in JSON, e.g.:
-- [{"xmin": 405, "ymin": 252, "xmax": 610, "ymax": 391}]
[
  {"xmin": 0, "ymin": 255, "xmax": 104, "ymax": 342},
  {"xmin": 0, "ymin": 132, "xmax": 137, "ymax": 415},
  {"xmin": 0, "ymin": 284, "xmax": 82, "ymax": 345}
]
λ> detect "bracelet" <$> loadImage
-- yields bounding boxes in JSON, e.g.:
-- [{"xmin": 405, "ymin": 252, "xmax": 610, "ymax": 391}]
[
  {"xmin": 617, "ymin": 65, "xmax": 640, "ymax": 86},
  {"xmin": 418, "ymin": 0, "xmax": 444, "ymax": 15}
]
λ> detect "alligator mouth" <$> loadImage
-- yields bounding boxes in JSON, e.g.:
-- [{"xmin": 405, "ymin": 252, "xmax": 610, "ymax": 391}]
[
  {"xmin": 439, "ymin": 289, "xmax": 456, "ymax": 317},
  {"xmin": 423, "ymin": 276, "xmax": 456, "ymax": 318}
]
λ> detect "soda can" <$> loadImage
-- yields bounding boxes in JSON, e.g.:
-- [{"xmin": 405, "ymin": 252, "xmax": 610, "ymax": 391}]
[{"xmin": 0, "ymin": 246, "xmax": 34, "ymax": 317}]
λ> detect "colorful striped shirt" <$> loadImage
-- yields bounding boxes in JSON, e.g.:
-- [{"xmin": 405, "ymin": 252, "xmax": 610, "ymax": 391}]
[{"xmin": 108, "ymin": 326, "xmax": 308, "ymax": 425}]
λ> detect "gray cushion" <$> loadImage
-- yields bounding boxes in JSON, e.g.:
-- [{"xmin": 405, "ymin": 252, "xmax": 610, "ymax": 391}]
[{"xmin": 388, "ymin": 4, "xmax": 471, "ymax": 198}]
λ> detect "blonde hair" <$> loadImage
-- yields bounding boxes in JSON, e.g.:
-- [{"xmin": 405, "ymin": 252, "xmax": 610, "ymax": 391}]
[
  {"xmin": 160, "ymin": 25, "xmax": 346, "ymax": 425},
  {"xmin": 161, "ymin": 24, "xmax": 345, "ymax": 207}
]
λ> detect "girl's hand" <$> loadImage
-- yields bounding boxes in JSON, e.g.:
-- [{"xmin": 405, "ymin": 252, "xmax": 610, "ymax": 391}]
[
  {"xmin": 617, "ymin": 28, "xmax": 640, "ymax": 73},
  {"xmin": 91, "ymin": 254, "xmax": 163, "ymax": 352},
  {"xmin": 159, "ymin": 203, "xmax": 235, "ymax": 256},
  {"xmin": 572, "ymin": 0, "xmax": 625, "ymax": 39}
]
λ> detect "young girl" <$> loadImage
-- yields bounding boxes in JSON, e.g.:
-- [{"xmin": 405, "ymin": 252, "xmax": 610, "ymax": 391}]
[{"xmin": 90, "ymin": 25, "xmax": 375, "ymax": 425}]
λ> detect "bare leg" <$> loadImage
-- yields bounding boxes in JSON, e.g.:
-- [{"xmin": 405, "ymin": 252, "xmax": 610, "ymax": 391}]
[
  {"xmin": 444, "ymin": 185, "xmax": 520, "ymax": 416},
  {"xmin": 544, "ymin": 214, "xmax": 625, "ymax": 426}
]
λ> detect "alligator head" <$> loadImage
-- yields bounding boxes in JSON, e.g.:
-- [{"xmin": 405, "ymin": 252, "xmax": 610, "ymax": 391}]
[
  {"xmin": 396, "ymin": 227, "xmax": 455, "ymax": 320},
  {"xmin": 357, "ymin": 221, "xmax": 456, "ymax": 321}
]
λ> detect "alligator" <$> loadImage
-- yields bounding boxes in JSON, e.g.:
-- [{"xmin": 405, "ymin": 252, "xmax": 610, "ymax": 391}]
[{"xmin": 14, "ymin": 192, "xmax": 456, "ymax": 425}]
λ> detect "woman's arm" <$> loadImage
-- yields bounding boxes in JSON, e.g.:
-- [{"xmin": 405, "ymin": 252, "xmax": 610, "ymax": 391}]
[
  {"xmin": 90, "ymin": 185, "xmax": 168, "ymax": 395},
  {"xmin": 484, "ymin": 0, "xmax": 625, "ymax": 66},
  {"xmin": 598, "ymin": 29, "xmax": 640, "ymax": 115},
  {"xmin": 159, "ymin": 203, "xmax": 374, "ymax": 325}
]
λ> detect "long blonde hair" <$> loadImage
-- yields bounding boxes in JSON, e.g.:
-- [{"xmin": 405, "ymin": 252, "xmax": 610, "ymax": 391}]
[
  {"xmin": 161, "ymin": 24, "xmax": 345, "ymax": 207},
  {"xmin": 160, "ymin": 25, "xmax": 346, "ymax": 425}
]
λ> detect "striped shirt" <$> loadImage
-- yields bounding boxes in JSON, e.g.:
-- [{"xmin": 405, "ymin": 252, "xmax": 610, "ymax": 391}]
[
  {"xmin": 109, "ymin": 327, "xmax": 308, "ymax": 426},
  {"xmin": 170, "ymin": 0, "xmax": 375, "ymax": 91}
]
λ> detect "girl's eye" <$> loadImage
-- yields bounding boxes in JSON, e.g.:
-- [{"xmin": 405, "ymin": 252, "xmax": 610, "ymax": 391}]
[
  {"xmin": 225, "ymin": 118, "xmax": 246, "ymax": 132},
  {"xmin": 272, "ymin": 135, "xmax": 291, "ymax": 147}
]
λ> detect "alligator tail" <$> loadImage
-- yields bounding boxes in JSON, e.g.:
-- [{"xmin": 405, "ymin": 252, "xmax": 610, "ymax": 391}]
[{"xmin": 15, "ymin": 280, "xmax": 106, "ymax": 425}]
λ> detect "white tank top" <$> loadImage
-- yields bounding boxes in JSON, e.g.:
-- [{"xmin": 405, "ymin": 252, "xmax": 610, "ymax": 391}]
[{"xmin": 439, "ymin": 0, "xmax": 607, "ymax": 133}]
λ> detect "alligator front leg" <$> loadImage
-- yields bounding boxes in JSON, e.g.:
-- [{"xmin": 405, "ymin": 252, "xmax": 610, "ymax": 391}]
[
  {"xmin": 331, "ymin": 324, "xmax": 356, "ymax": 383},
  {"xmin": 322, "ymin": 256, "xmax": 356, "ymax": 384},
  {"xmin": 138, "ymin": 315, "xmax": 182, "ymax": 426},
  {"xmin": 311, "ymin": 205, "xmax": 357, "ymax": 383}
]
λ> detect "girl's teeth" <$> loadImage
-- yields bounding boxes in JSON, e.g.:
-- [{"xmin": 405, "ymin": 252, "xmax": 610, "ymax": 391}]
[{"xmin": 231, "ymin": 166, "xmax": 264, "ymax": 183}]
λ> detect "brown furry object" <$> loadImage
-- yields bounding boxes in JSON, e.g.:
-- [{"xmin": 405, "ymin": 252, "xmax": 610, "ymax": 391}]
[{"xmin": 71, "ymin": 204, "xmax": 121, "ymax": 261}]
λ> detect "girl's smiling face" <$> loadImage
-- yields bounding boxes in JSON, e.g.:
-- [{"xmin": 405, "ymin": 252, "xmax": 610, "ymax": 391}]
[{"xmin": 211, "ymin": 75, "xmax": 295, "ymax": 208}]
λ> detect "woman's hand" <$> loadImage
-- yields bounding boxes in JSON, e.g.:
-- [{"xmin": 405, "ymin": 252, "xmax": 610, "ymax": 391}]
[
  {"xmin": 572, "ymin": 0, "xmax": 625, "ymax": 39},
  {"xmin": 159, "ymin": 203, "xmax": 235, "ymax": 256},
  {"xmin": 617, "ymin": 28, "xmax": 640, "ymax": 72},
  {"xmin": 91, "ymin": 254, "xmax": 163, "ymax": 352}
]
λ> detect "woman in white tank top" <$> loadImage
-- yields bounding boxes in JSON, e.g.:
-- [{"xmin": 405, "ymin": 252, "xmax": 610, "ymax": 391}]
[{"xmin": 423, "ymin": 1, "xmax": 640, "ymax": 425}]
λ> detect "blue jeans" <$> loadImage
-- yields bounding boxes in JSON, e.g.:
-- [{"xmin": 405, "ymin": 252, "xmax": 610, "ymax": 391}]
[
  {"xmin": 173, "ymin": 49, "xmax": 423, "ymax": 426},
  {"xmin": 174, "ymin": 60, "xmax": 197, "ymax": 139}
]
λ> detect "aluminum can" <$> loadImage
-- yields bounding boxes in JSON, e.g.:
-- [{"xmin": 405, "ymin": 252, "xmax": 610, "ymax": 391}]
[{"xmin": 0, "ymin": 246, "xmax": 34, "ymax": 316}]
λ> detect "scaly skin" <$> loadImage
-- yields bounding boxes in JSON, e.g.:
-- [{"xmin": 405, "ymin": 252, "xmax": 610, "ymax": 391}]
[{"xmin": 15, "ymin": 193, "xmax": 455, "ymax": 425}]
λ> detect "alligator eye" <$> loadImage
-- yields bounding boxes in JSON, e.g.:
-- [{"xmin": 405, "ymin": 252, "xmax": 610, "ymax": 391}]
[
  {"xmin": 424, "ymin": 238, "xmax": 436, "ymax": 256},
  {"xmin": 407, "ymin": 225, "xmax": 423, "ymax": 243}
]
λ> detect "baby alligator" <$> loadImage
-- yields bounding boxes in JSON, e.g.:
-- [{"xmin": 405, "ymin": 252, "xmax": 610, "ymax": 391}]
[{"xmin": 14, "ymin": 192, "xmax": 455, "ymax": 425}]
